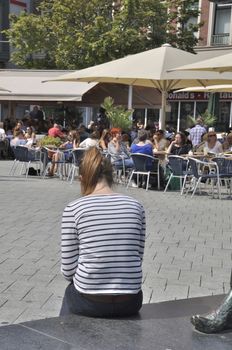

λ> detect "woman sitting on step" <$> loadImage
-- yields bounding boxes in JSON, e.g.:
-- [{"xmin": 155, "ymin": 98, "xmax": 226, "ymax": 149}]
[{"xmin": 60, "ymin": 147, "xmax": 145, "ymax": 317}]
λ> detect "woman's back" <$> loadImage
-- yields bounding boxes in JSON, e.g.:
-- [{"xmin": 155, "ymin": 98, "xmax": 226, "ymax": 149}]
[
  {"xmin": 131, "ymin": 143, "xmax": 153, "ymax": 156},
  {"xmin": 62, "ymin": 193, "xmax": 145, "ymax": 294},
  {"xmin": 60, "ymin": 146, "xmax": 145, "ymax": 318}
]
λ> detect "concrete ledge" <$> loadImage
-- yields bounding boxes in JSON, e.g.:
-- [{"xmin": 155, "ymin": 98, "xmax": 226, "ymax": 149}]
[{"xmin": 1, "ymin": 294, "xmax": 232, "ymax": 350}]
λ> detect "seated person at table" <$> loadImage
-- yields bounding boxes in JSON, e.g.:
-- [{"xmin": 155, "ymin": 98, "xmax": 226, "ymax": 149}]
[
  {"xmin": 167, "ymin": 132, "xmax": 192, "ymax": 156},
  {"xmin": 48, "ymin": 123, "xmax": 65, "ymax": 139},
  {"xmin": 183, "ymin": 130, "xmax": 193, "ymax": 149},
  {"xmin": 131, "ymin": 130, "xmax": 153, "ymax": 157},
  {"xmin": 203, "ymin": 131, "xmax": 223, "ymax": 155},
  {"xmin": 0, "ymin": 122, "xmax": 8, "ymax": 158},
  {"xmin": 78, "ymin": 124, "xmax": 89, "ymax": 143},
  {"xmin": 10, "ymin": 130, "xmax": 27, "ymax": 146},
  {"xmin": 0, "ymin": 122, "xmax": 6, "ymax": 140},
  {"xmin": 63, "ymin": 130, "xmax": 80, "ymax": 150},
  {"xmin": 121, "ymin": 133, "xmax": 131, "ymax": 150},
  {"xmin": 108, "ymin": 128, "xmax": 134, "ymax": 169},
  {"xmin": 25, "ymin": 126, "xmax": 36, "ymax": 147},
  {"xmin": 132, "ymin": 129, "xmax": 151, "ymax": 145},
  {"xmin": 222, "ymin": 133, "xmax": 232, "ymax": 152},
  {"xmin": 79, "ymin": 130, "xmax": 99, "ymax": 149},
  {"xmin": 193, "ymin": 133, "xmax": 207, "ymax": 153},
  {"xmin": 131, "ymin": 130, "xmax": 156, "ymax": 188},
  {"xmin": 48, "ymin": 130, "xmax": 79, "ymax": 177},
  {"xmin": 152, "ymin": 129, "xmax": 169, "ymax": 152},
  {"xmin": 13, "ymin": 121, "xmax": 26, "ymax": 137},
  {"xmin": 99, "ymin": 129, "xmax": 110, "ymax": 152}
]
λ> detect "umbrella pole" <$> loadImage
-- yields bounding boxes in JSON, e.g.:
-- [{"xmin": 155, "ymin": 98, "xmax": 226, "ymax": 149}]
[
  {"xmin": 128, "ymin": 85, "xmax": 133, "ymax": 109},
  {"xmin": 144, "ymin": 108, "xmax": 148, "ymax": 128},
  {"xmin": 159, "ymin": 91, "xmax": 167, "ymax": 130},
  {"xmin": 230, "ymin": 102, "xmax": 232, "ymax": 128},
  {"xmin": 177, "ymin": 101, "xmax": 181, "ymax": 132},
  {"xmin": 128, "ymin": 85, "xmax": 133, "ymax": 121}
]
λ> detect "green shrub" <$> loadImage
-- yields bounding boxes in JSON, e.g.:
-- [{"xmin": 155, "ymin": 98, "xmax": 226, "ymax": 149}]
[{"xmin": 39, "ymin": 136, "xmax": 62, "ymax": 147}]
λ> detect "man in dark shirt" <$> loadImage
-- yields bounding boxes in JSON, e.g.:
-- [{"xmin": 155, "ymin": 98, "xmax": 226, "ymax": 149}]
[
  {"xmin": 30, "ymin": 106, "xmax": 44, "ymax": 122},
  {"xmin": 79, "ymin": 125, "xmax": 89, "ymax": 143}
]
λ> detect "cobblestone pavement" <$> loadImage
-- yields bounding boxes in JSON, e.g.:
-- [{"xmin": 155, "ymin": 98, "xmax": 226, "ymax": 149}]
[{"xmin": 0, "ymin": 160, "xmax": 231, "ymax": 325}]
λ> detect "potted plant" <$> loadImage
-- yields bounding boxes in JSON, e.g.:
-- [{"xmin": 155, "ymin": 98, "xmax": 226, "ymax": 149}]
[
  {"xmin": 39, "ymin": 136, "xmax": 63, "ymax": 148},
  {"xmin": 101, "ymin": 97, "xmax": 133, "ymax": 131},
  {"xmin": 186, "ymin": 109, "xmax": 216, "ymax": 129}
]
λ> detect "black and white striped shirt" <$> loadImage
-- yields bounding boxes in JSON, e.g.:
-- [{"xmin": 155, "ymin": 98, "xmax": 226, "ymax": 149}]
[{"xmin": 61, "ymin": 193, "xmax": 146, "ymax": 295}]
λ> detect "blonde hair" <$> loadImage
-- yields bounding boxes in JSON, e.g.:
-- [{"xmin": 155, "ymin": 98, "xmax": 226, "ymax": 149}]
[
  {"xmin": 79, "ymin": 147, "xmax": 113, "ymax": 196},
  {"xmin": 100, "ymin": 129, "xmax": 109, "ymax": 140}
]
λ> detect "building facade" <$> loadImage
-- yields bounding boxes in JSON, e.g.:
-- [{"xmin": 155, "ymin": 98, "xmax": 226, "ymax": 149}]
[
  {"xmin": 199, "ymin": 0, "xmax": 232, "ymax": 49},
  {"xmin": 0, "ymin": 0, "xmax": 9, "ymax": 67},
  {"xmin": 1, "ymin": 0, "xmax": 232, "ymax": 130},
  {"xmin": 166, "ymin": 0, "xmax": 232, "ymax": 132},
  {"xmin": 0, "ymin": 0, "xmax": 39, "ymax": 68}
]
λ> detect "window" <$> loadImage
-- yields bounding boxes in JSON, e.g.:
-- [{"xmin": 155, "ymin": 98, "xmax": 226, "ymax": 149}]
[
  {"xmin": 212, "ymin": 4, "xmax": 232, "ymax": 45},
  {"xmin": 0, "ymin": 0, "xmax": 9, "ymax": 63}
]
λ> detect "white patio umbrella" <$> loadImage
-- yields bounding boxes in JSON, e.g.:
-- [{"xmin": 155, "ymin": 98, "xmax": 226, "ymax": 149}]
[
  {"xmin": 175, "ymin": 85, "xmax": 232, "ymax": 93},
  {"xmin": 171, "ymin": 51, "xmax": 232, "ymax": 73},
  {"xmin": 0, "ymin": 86, "xmax": 11, "ymax": 92},
  {"xmin": 45, "ymin": 44, "xmax": 232, "ymax": 129}
]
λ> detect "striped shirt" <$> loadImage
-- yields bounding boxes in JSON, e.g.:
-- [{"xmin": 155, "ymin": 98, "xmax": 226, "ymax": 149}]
[{"xmin": 61, "ymin": 194, "xmax": 146, "ymax": 295}]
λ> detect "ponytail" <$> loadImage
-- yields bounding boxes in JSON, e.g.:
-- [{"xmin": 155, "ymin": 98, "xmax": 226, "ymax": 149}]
[{"xmin": 79, "ymin": 147, "xmax": 113, "ymax": 196}]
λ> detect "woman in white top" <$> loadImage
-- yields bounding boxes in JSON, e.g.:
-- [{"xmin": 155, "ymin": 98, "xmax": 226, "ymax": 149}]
[
  {"xmin": 79, "ymin": 130, "xmax": 99, "ymax": 149},
  {"xmin": 60, "ymin": 147, "xmax": 145, "ymax": 317},
  {"xmin": 203, "ymin": 132, "xmax": 223, "ymax": 154},
  {"xmin": 25, "ymin": 126, "xmax": 36, "ymax": 147},
  {"xmin": 0, "ymin": 121, "xmax": 6, "ymax": 140}
]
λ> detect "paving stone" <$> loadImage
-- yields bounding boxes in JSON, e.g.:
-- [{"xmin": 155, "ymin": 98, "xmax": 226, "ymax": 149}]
[{"xmin": 1, "ymin": 160, "xmax": 232, "ymax": 325}]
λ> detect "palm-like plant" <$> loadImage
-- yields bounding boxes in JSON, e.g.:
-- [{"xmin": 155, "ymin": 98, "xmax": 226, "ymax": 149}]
[
  {"xmin": 101, "ymin": 97, "xmax": 133, "ymax": 131},
  {"xmin": 186, "ymin": 109, "xmax": 217, "ymax": 128},
  {"xmin": 201, "ymin": 109, "xmax": 217, "ymax": 127}
]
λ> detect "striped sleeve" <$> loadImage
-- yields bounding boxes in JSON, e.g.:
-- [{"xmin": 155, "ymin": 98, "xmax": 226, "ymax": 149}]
[
  {"xmin": 61, "ymin": 205, "xmax": 79, "ymax": 281},
  {"xmin": 60, "ymin": 194, "xmax": 146, "ymax": 294},
  {"xmin": 139, "ymin": 207, "xmax": 146, "ymax": 260}
]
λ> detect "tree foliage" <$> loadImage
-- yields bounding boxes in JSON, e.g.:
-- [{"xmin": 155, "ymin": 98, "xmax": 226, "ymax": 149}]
[
  {"xmin": 165, "ymin": 0, "xmax": 203, "ymax": 53},
  {"xmin": 4, "ymin": 0, "xmax": 202, "ymax": 69}
]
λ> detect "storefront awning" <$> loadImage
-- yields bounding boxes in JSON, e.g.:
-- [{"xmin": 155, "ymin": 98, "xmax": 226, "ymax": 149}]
[
  {"xmin": 0, "ymin": 69, "xmax": 162, "ymax": 108},
  {"xmin": 0, "ymin": 70, "xmax": 97, "ymax": 101}
]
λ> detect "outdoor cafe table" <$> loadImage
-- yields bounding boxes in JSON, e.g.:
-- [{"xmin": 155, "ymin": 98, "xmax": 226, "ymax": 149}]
[
  {"xmin": 153, "ymin": 150, "xmax": 168, "ymax": 161},
  {"xmin": 153, "ymin": 151, "xmax": 168, "ymax": 156},
  {"xmin": 182, "ymin": 153, "xmax": 232, "ymax": 160}
]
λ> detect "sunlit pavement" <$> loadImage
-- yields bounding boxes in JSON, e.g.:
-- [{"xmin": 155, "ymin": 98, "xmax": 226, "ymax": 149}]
[{"xmin": 0, "ymin": 160, "xmax": 231, "ymax": 325}]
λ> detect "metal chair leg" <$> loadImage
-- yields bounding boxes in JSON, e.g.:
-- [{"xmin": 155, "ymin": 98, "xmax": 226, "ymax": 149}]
[
  {"xmin": 191, "ymin": 178, "xmax": 201, "ymax": 198},
  {"xmin": 146, "ymin": 173, "xmax": 150, "ymax": 191},
  {"xmin": 157, "ymin": 168, "xmax": 160, "ymax": 190},
  {"xmin": 126, "ymin": 171, "xmax": 134, "ymax": 189},
  {"xmin": 164, "ymin": 174, "xmax": 173, "ymax": 192},
  {"xmin": 181, "ymin": 175, "xmax": 187, "ymax": 196}
]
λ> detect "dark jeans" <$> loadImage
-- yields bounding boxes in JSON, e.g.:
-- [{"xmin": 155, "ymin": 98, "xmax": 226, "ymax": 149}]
[
  {"xmin": 113, "ymin": 158, "xmax": 134, "ymax": 170},
  {"xmin": 60, "ymin": 283, "xmax": 143, "ymax": 318}
]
